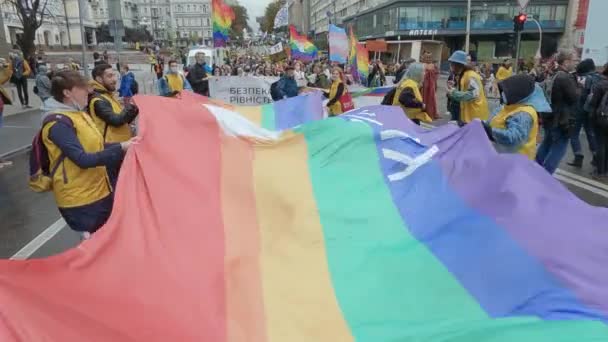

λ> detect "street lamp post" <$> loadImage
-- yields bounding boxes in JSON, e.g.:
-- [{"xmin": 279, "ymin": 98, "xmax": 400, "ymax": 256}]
[
  {"xmin": 77, "ymin": 0, "xmax": 88, "ymax": 77},
  {"xmin": 529, "ymin": 17, "xmax": 543, "ymax": 59},
  {"xmin": 465, "ymin": 0, "xmax": 471, "ymax": 53}
]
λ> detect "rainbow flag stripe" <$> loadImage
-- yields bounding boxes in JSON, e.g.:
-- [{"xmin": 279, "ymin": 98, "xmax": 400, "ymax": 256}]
[
  {"xmin": 289, "ymin": 25, "xmax": 318, "ymax": 62},
  {"xmin": 347, "ymin": 26, "xmax": 358, "ymax": 80},
  {"xmin": 212, "ymin": 0, "xmax": 234, "ymax": 48},
  {"xmin": 356, "ymin": 43, "xmax": 369, "ymax": 82}
]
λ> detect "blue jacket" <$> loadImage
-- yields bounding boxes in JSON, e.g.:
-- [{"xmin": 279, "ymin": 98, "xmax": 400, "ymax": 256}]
[
  {"xmin": 158, "ymin": 73, "xmax": 192, "ymax": 97},
  {"xmin": 118, "ymin": 72, "xmax": 136, "ymax": 97},
  {"xmin": 277, "ymin": 76, "xmax": 298, "ymax": 99}
]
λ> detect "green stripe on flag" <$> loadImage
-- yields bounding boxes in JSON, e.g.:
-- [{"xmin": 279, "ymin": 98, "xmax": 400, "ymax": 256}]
[
  {"xmin": 297, "ymin": 119, "xmax": 608, "ymax": 341},
  {"xmin": 261, "ymin": 104, "xmax": 276, "ymax": 130}
]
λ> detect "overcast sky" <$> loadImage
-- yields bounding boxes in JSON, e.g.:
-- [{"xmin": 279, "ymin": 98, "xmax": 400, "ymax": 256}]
[{"xmin": 240, "ymin": 0, "xmax": 273, "ymax": 32}]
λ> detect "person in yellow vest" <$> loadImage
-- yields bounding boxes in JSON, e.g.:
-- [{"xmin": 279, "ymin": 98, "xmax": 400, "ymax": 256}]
[
  {"xmin": 496, "ymin": 58, "xmax": 513, "ymax": 81},
  {"xmin": 40, "ymin": 71, "xmax": 138, "ymax": 239},
  {"xmin": 447, "ymin": 50, "xmax": 490, "ymax": 124},
  {"xmin": 0, "ymin": 57, "xmax": 13, "ymax": 168},
  {"xmin": 482, "ymin": 74, "xmax": 551, "ymax": 160},
  {"xmin": 88, "ymin": 64, "xmax": 139, "ymax": 144},
  {"xmin": 158, "ymin": 60, "xmax": 192, "ymax": 97},
  {"xmin": 392, "ymin": 62, "xmax": 433, "ymax": 125},
  {"xmin": 323, "ymin": 67, "xmax": 346, "ymax": 116}
]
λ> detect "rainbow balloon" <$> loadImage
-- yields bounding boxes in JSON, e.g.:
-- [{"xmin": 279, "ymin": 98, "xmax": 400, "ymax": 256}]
[
  {"xmin": 289, "ymin": 25, "xmax": 318, "ymax": 62},
  {"xmin": 212, "ymin": 0, "xmax": 234, "ymax": 48}
]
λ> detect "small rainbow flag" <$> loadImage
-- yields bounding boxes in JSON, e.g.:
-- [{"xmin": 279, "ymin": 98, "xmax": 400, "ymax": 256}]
[
  {"xmin": 347, "ymin": 25, "xmax": 358, "ymax": 73},
  {"xmin": 212, "ymin": 0, "xmax": 234, "ymax": 48},
  {"xmin": 356, "ymin": 43, "xmax": 369, "ymax": 82},
  {"xmin": 289, "ymin": 25, "xmax": 318, "ymax": 62}
]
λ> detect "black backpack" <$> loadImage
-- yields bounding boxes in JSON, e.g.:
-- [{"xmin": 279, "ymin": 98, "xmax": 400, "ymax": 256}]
[
  {"xmin": 595, "ymin": 92, "xmax": 608, "ymax": 130},
  {"xmin": 381, "ymin": 87, "xmax": 397, "ymax": 105},
  {"xmin": 130, "ymin": 79, "xmax": 139, "ymax": 95},
  {"xmin": 270, "ymin": 81, "xmax": 281, "ymax": 101}
]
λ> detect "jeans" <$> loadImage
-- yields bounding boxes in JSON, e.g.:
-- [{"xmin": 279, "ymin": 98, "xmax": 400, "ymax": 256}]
[
  {"xmin": 570, "ymin": 110, "xmax": 597, "ymax": 156},
  {"xmin": 14, "ymin": 76, "xmax": 28, "ymax": 106},
  {"xmin": 595, "ymin": 125, "xmax": 608, "ymax": 175},
  {"xmin": 536, "ymin": 126, "xmax": 570, "ymax": 174}
]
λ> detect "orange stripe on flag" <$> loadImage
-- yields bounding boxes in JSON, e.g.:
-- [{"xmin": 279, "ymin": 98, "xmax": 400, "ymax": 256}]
[{"xmin": 221, "ymin": 133, "xmax": 267, "ymax": 341}]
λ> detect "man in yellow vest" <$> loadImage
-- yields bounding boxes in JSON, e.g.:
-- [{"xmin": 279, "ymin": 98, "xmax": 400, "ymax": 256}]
[
  {"xmin": 392, "ymin": 62, "xmax": 432, "ymax": 125},
  {"xmin": 158, "ymin": 60, "xmax": 192, "ymax": 97},
  {"xmin": 446, "ymin": 50, "xmax": 489, "ymax": 124},
  {"xmin": 482, "ymin": 74, "xmax": 551, "ymax": 160},
  {"xmin": 496, "ymin": 59, "xmax": 513, "ymax": 81},
  {"xmin": 88, "ymin": 64, "xmax": 139, "ymax": 144}
]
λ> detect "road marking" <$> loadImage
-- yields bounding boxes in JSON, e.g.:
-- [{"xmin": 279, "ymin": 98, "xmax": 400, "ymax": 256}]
[
  {"xmin": 555, "ymin": 169, "xmax": 608, "ymax": 192},
  {"xmin": 0, "ymin": 144, "xmax": 31, "ymax": 159},
  {"xmin": 10, "ymin": 218, "xmax": 66, "ymax": 260},
  {"xmin": 554, "ymin": 174, "xmax": 608, "ymax": 199},
  {"xmin": 3, "ymin": 125, "xmax": 33, "ymax": 129}
]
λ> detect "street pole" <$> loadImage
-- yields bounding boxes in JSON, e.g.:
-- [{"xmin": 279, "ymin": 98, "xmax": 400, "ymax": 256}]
[
  {"xmin": 465, "ymin": 0, "xmax": 471, "ymax": 52},
  {"xmin": 514, "ymin": 30, "xmax": 522, "ymax": 73},
  {"xmin": 62, "ymin": 0, "xmax": 72, "ymax": 49},
  {"xmin": 77, "ymin": 0, "xmax": 88, "ymax": 77},
  {"xmin": 530, "ymin": 18, "xmax": 543, "ymax": 59}
]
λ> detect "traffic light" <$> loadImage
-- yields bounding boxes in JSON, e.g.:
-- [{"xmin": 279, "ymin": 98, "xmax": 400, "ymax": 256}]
[{"xmin": 513, "ymin": 13, "xmax": 527, "ymax": 32}]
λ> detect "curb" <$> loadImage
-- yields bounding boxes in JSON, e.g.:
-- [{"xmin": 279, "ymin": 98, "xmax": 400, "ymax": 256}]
[{"xmin": 0, "ymin": 145, "xmax": 30, "ymax": 160}]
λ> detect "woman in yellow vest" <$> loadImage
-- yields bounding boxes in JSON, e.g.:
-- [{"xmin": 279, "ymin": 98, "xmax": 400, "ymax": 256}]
[
  {"xmin": 496, "ymin": 59, "xmax": 514, "ymax": 81},
  {"xmin": 392, "ymin": 62, "xmax": 433, "ymax": 125},
  {"xmin": 323, "ymin": 67, "xmax": 346, "ymax": 116},
  {"xmin": 158, "ymin": 60, "xmax": 192, "ymax": 97},
  {"xmin": 446, "ymin": 50, "xmax": 490, "ymax": 124},
  {"xmin": 88, "ymin": 64, "xmax": 139, "ymax": 144},
  {"xmin": 482, "ymin": 74, "xmax": 551, "ymax": 160},
  {"xmin": 40, "ymin": 71, "xmax": 138, "ymax": 239}
]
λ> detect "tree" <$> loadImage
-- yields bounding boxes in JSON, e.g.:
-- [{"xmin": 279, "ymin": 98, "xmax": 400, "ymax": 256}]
[
  {"xmin": 6, "ymin": 0, "xmax": 53, "ymax": 59},
  {"xmin": 96, "ymin": 24, "xmax": 153, "ymax": 44},
  {"xmin": 260, "ymin": 0, "xmax": 286, "ymax": 34},
  {"xmin": 229, "ymin": 5, "xmax": 251, "ymax": 41}
]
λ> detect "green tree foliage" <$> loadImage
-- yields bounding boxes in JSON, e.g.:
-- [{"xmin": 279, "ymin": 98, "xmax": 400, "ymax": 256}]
[
  {"xmin": 260, "ymin": 0, "xmax": 286, "ymax": 34},
  {"xmin": 229, "ymin": 5, "xmax": 251, "ymax": 41},
  {"xmin": 5, "ymin": 0, "xmax": 53, "ymax": 59}
]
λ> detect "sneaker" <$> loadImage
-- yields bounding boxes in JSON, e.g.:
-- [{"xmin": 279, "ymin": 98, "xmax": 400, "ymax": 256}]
[{"xmin": 25, "ymin": 105, "xmax": 32, "ymax": 109}]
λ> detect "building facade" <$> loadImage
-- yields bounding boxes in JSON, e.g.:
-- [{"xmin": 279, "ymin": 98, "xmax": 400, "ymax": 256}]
[
  {"xmin": 171, "ymin": 0, "xmax": 212, "ymax": 46},
  {"xmin": 90, "ymin": 0, "xmax": 140, "ymax": 28},
  {"xmin": 289, "ymin": 0, "xmax": 311, "ymax": 34},
  {"xmin": 341, "ymin": 0, "xmax": 570, "ymax": 62},
  {"xmin": 1, "ymin": 0, "xmax": 97, "ymax": 49}
]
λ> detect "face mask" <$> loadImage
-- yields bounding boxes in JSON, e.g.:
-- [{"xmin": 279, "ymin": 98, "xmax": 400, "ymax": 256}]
[
  {"xmin": 71, "ymin": 100, "xmax": 85, "ymax": 111},
  {"xmin": 169, "ymin": 67, "xmax": 178, "ymax": 73}
]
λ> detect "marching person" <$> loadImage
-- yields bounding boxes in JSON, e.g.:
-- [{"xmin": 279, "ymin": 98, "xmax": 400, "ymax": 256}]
[
  {"xmin": 35, "ymin": 64, "xmax": 52, "ymax": 103},
  {"xmin": 536, "ymin": 49, "xmax": 579, "ymax": 174},
  {"xmin": 158, "ymin": 60, "xmax": 192, "ymax": 97},
  {"xmin": 9, "ymin": 51, "xmax": 32, "ymax": 109},
  {"xmin": 88, "ymin": 64, "xmax": 139, "ymax": 145},
  {"xmin": 0, "ymin": 58, "xmax": 13, "ymax": 168},
  {"xmin": 496, "ymin": 59, "xmax": 513, "ymax": 81},
  {"xmin": 324, "ymin": 67, "xmax": 346, "ymax": 116},
  {"xmin": 393, "ymin": 62, "xmax": 432, "ymax": 125},
  {"xmin": 118, "ymin": 64, "xmax": 137, "ymax": 100},
  {"xmin": 483, "ymin": 74, "xmax": 551, "ymax": 160},
  {"xmin": 186, "ymin": 52, "xmax": 210, "ymax": 96},
  {"xmin": 587, "ymin": 64, "xmax": 608, "ymax": 179},
  {"xmin": 40, "ymin": 70, "xmax": 138, "ymax": 239},
  {"xmin": 447, "ymin": 50, "xmax": 489, "ymax": 124},
  {"xmin": 276, "ymin": 66, "xmax": 298, "ymax": 99}
]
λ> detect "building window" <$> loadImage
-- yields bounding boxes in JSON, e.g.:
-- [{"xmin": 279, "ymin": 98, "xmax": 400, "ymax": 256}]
[
  {"xmin": 203, "ymin": 4, "xmax": 208, "ymax": 13},
  {"xmin": 206, "ymin": 18, "xmax": 210, "ymax": 26},
  {"xmin": 187, "ymin": 5, "xmax": 190, "ymax": 11}
]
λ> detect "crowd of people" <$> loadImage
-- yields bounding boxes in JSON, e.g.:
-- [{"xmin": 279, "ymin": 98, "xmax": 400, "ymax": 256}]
[{"xmin": 0, "ymin": 42, "xmax": 605, "ymax": 241}]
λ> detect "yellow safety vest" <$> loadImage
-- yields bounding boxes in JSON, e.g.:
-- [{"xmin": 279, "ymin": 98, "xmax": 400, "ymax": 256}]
[
  {"xmin": 392, "ymin": 79, "xmax": 432, "ymax": 123},
  {"xmin": 460, "ymin": 70, "xmax": 489, "ymax": 123},
  {"xmin": 496, "ymin": 66, "xmax": 513, "ymax": 81},
  {"xmin": 42, "ymin": 111, "xmax": 112, "ymax": 208},
  {"xmin": 165, "ymin": 73, "xmax": 185, "ymax": 93},
  {"xmin": 88, "ymin": 81, "xmax": 132, "ymax": 143},
  {"xmin": 489, "ymin": 104, "xmax": 539, "ymax": 160},
  {"xmin": 328, "ymin": 80, "xmax": 343, "ymax": 116}
]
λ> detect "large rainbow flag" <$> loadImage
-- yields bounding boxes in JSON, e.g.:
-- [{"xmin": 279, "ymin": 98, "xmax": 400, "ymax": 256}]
[
  {"xmin": 0, "ymin": 99, "xmax": 607, "ymax": 341},
  {"xmin": 212, "ymin": 0, "xmax": 234, "ymax": 48},
  {"xmin": 289, "ymin": 25, "xmax": 318, "ymax": 62},
  {"xmin": 356, "ymin": 43, "xmax": 369, "ymax": 83},
  {"xmin": 347, "ymin": 25, "xmax": 358, "ymax": 80}
]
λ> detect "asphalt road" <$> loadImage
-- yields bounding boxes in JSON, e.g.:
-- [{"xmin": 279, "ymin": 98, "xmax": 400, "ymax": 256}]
[{"xmin": 1, "ymin": 90, "xmax": 607, "ymax": 260}]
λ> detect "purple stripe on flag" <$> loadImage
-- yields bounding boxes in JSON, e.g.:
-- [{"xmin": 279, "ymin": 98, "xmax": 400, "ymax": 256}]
[{"xmin": 274, "ymin": 92, "xmax": 324, "ymax": 130}]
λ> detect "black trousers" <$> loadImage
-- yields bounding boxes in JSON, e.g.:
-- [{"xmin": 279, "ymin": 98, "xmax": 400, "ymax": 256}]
[
  {"xmin": 595, "ymin": 125, "xmax": 608, "ymax": 175},
  {"xmin": 14, "ymin": 76, "xmax": 28, "ymax": 106}
]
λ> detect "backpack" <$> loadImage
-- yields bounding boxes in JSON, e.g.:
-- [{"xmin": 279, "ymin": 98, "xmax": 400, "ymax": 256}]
[
  {"xmin": 381, "ymin": 87, "xmax": 397, "ymax": 105},
  {"xmin": 582, "ymin": 73, "xmax": 602, "ymax": 113},
  {"xmin": 270, "ymin": 81, "xmax": 281, "ymax": 101},
  {"xmin": 28, "ymin": 114, "xmax": 74, "ymax": 192},
  {"xmin": 130, "ymin": 79, "xmax": 139, "ymax": 95},
  {"xmin": 33, "ymin": 85, "xmax": 38, "ymax": 94},
  {"xmin": 595, "ymin": 92, "xmax": 608, "ymax": 130},
  {"xmin": 540, "ymin": 71, "xmax": 561, "ymax": 105}
]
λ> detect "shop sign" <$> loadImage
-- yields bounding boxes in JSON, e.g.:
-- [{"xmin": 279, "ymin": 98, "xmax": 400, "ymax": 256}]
[{"xmin": 407, "ymin": 29, "xmax": 439, "ymax": 36}]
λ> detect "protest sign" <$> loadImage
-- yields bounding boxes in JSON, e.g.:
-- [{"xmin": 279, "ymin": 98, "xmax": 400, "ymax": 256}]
[{"xmin": 209, "ymin": 76, "xmax": 279, "ymax": 105}]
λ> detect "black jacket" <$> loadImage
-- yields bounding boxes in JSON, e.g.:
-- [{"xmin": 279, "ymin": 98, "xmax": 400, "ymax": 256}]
[
  {"xmin": 550, "ymin": 69, "xmax": 579, "ymax": 128},
  {"xmin": 89, "ymin": 89, "xmax": 138, "ymax": 130},
  {"xmin": 186, "ymin": 63, "xmax": 209, "ymax": 96},
  {"xmin": 589, "ymin": 77, "xmax": 608, "ymax": 118}
]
